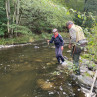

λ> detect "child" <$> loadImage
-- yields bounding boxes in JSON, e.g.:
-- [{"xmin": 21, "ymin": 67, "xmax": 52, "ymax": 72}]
[{"xmin": 47, "ymin": 28, "xmax": 64, "ymax": 64}]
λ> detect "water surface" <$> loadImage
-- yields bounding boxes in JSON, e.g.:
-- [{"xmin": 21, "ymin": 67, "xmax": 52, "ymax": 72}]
[{"xmin": 0, "ymin": 41, "xmax": 85, "ymax": 97}]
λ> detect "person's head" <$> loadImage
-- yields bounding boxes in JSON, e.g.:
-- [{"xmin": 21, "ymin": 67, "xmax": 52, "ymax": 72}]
[
  {"xmin": 66, "ymin": 21, "xmax": 74, "ymax": 29},
  {"xmin": 52, "ymin": 28, "xmax": 58, "ymax": 35}
]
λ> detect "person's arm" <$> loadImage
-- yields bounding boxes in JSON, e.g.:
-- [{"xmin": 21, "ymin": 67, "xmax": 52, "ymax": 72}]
[
  {"xmin": 59, "ymin": 35, "xmax": 64, "ymax": 50},
  {"xmin": 47, "ymin": 36, "xmax": 54, "ymax": 44},
  {"xmin": 49, "ymin": 36, "xmax": 54, "ymax": 43},
  {"xmin": 68, "ymin": 28, "xmax": 76, "ymax": 49},
  {"xmin": 59, "ymin": 35, "xmax": 64, "ymax": 45},
  {"xmin": 68, "ymin": 37, "xmax": 72, "ymax": 49}
]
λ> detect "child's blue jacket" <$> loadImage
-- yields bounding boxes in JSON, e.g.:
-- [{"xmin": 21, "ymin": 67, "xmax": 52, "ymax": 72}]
[{"xmin": 49, "ymin": 34, "xmax": 64, "ymax": 48}]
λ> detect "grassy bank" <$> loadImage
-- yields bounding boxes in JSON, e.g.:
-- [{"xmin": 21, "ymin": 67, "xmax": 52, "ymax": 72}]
[{"xmin": 0, "ymin": 32, "xmax": 69, "ymax": 45}]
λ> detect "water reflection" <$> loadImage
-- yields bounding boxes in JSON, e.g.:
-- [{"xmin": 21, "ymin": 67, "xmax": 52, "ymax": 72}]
[{"xmin": 0, "ymin": 41, "xmax": 85, "ymax": 97}]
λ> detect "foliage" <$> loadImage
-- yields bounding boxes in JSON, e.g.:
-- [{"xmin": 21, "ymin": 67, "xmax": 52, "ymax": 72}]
[
  {"xmin": 71, "ymin": 7, "xmax": 97, "ymax": 64},
  {"xmin": 0, "ymin": 32, "xmax": 68, "ymax": 45},
  {"xmin": 87, "ymin": 36, "xmax": 97, "ymax": 62},
  {"xmin": 83, "ymin": 24, "xmax": 97, "ymax": 63},
  {"xmin": 1, "ymin": 0, "xmax": 97, "ymax": 36},
  {"xmin": 51, "ymin": 0, "xmax": 85, "ymax": 12},
  {"xmin": 0, "ymin": 0, "xmax": 7, "ymax": 36},
  {"xmin": 0, "ymin": 0, "xmax": 70, "ymax": 36},
  {"xmin": 84, "ymin": 0, "xmax": 97, "ymax": 15},
  {"xmin": 10, "ymin": 24, "xmax": 32, "ymax": 34},
  {"xmin": 20, "ymin": 0, "xmax": 72, "ymax": 33},
  {"xmin": 0, "ymin": 34, "xmax": 37, "ymax": 45},
  {"xmin": 69, "ymin": 9, "xmax": 96, "ymax": 29},
  {"xmin": 65, "ymin": 0, "xmax": 84, "ymax": 12}
]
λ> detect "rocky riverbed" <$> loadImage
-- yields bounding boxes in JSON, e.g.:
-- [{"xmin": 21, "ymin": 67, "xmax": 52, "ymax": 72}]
[{"xmin": 59, "ymin": 57, "xmax": 97, "ymax": 97}]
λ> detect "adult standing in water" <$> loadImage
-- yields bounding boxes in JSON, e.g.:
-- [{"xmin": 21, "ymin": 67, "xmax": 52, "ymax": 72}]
[
  {"xmin": 66, "ymin": 21, "xmax": 87, "ymax": 75},
  {"xmin": 47, "ymin": 28, "xmax": 64, "ymax": 64}
]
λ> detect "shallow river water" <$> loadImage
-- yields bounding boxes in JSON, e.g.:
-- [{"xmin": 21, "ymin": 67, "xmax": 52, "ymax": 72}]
[{"xmin": 0, "ymin": 40, "xmax": 85, "ymax": 97}]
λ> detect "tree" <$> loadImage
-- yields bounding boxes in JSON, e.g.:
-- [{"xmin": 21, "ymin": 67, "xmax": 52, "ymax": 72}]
[
  {"xmin": 52, "ymin": 0, "xmax": 85, "ymax": 12},
  {"xmin": 84, "ymin": 0, "xmax": 97, "ymax": 14},
  {"xmin": 5, "ymin": 0, "xmax": 11, "ymax": 34},
  {"xmin": 20, "ymin": 0, "xmax": 72, "ymax": 33},
  {"xmin": 0, "ymin": 0, "xmax": 7, "ymax": 36},
  {"xmin": 1, "ymin": 0, "xmax": 72, "ymax": 37},
  {"xmin": 5, "ymin": 0, "xmax": 21, "ymax": 37}
]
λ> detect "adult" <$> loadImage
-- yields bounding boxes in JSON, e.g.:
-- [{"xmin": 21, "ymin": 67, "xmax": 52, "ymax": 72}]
[{"xmin": 66, "ymin": 21, "xmax": 87, "ymax": 75}]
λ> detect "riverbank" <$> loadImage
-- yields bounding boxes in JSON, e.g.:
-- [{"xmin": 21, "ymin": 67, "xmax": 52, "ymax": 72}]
[
  {"xmin": 55, "ymin": 56, "xmax": 97, "ymax": 96},
  {"xmin": 0, "ymin": 32, "xmax": 69, "ymax": 50},
  {"xmin": 0, "ymin": 32, "xmax": 69, "ymax": 45}
]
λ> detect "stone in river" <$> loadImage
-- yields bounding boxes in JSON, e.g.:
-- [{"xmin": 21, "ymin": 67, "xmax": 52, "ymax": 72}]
[
  {"xmin": 34, "ymin": 46, "xmax": 39, "ymax": 49},
  {"xmin": 67, "ymin": 50, "xmax": 71, "ymax": 53},
  {"xmin": 37, "ymin": 79, "xmax": 54, "ymax": 90}
]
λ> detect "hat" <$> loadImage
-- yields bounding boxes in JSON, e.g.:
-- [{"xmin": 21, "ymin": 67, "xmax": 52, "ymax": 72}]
[
  {"xmin": 52, "ymin": 28, "xmax": 58, "ymax": 33},
  {"xmin": 66, "ymin": 21, "xmax": 74, "ymax": 27}
]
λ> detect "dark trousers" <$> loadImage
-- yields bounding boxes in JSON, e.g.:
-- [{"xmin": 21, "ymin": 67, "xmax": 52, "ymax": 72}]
[
  {"xmin": 72, "ymin": 46, "xmax": 82, "ymax": 74},
  {"xmin": 73, "ymin": 53, "xmax": 80, "ymax": 74},
  {"xmin": 55, "ymin": 47, "xmax": 64, "ymax": 63}
]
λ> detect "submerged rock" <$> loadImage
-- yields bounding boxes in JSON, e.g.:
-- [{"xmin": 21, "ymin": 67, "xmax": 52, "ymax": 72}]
[
  {"xmin": 34, "ymin": 46, "xmax": 39, "ymax": 49},
  {"xmin": 52, "ymin": 58, "xmax": 56, "ymax": 61},
  {"xmin": 37, "ymin": 79, "xmax": 54, "ymax": 90},
  {"xmin": 67, "ymin": 50, "xmax": 71, "ymax": 53},
  {"xmin": 46, "ymin": 63, "xmax": 52, "ymax": 66},
  {"xmin": 35, "ymin": 59, "xmax": 42, "ymax": 62},
  {"xmin": 51, "ymin": 71, "xmax": 61, "ymax": 76},
  {"xmin": 51, "ymin": 46, "xmax": 55, "ymax": 49}
]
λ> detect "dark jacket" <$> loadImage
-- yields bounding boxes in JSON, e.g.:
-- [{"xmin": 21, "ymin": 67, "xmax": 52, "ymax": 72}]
[{"xmin": 49, "ymin": 34, "xmax": 64, "ymax": 48}]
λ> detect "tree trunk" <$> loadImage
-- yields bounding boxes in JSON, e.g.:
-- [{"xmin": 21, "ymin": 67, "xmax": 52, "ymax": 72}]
[
  {"xmin": 11, "ymin": 2, "xmax": 16, "ymax": 35},
  {"xmin": 16, "ymin": 0, "xmax": 20, "ymax": 25},
  {"xmin": 15, "ymin": 0, "xmax": 20, "ymax": 37},
  {"xmin": 5, "ymin": 0, "xmax": 12, "ymax": 38},
  {"xmin": 5, "ymin": 0, "xmax": 10, "ymax": 34}
]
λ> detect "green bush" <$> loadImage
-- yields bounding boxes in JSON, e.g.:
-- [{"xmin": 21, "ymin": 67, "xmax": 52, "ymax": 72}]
[
  {"xmin": 72, "ymin": 11, "xmax": 96, "ymax": 28},
  {"xmin": 68, "ymin": 9, "xmax": 96, "ymax": 29},
  {"xmin": 0, "ymin": 27, "xmax": 5, "ymax": 36},
  {"xmin": 85, "ymin": 24, "xmax": 97, "ymax": 62},
  {"xmin": 21, "ymin": 0, "xmax": 72, "ymax": 33},
  {"xmin": 0, "ymin": 0, "xmax": 7, "ymax": 36},
  {"xmin": 10, "ymin": 24, "xmax": 32, "ymax": 34},
  {"xmin": 52, "ymin": 0, "xmax": 85, "ymax": 12}
]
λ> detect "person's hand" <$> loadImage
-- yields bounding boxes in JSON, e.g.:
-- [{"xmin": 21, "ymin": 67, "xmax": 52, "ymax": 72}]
[
  {"xmin": 47, "ymin": 40, "xmax": 50, "ymax": 45},
  {"xmin": 68, "ymin": 44, "xmax": 72, "ymax": 49},
  {"xmin": 47, "ymin": 40, "xmax": 50, "ymax": 43},
  {"xmin": 61, "ymin": 46, "xmax": 64, "ymax": 51}
]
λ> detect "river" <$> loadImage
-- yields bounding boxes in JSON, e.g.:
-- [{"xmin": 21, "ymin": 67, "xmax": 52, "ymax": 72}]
[{"xmin": 0, "ymin": 40, "xmax": 85, "ymax": 97}]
